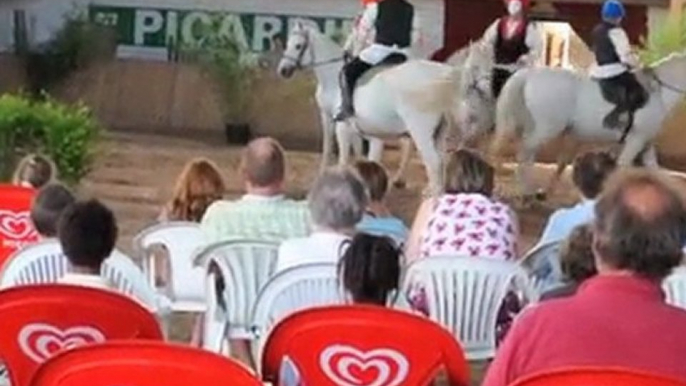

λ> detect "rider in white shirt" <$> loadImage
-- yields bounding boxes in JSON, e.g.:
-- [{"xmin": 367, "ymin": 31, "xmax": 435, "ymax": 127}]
[
  {"xmin": 482, "ymin": 0, "xmax": 542, "ymax": 98},
  {"xmin": 335, "ymin": 0, "xmax": 421, "ymax": 121},
  {"xmin": 590, "ymin": 0, "xmax": 647, "ymax": 131}
]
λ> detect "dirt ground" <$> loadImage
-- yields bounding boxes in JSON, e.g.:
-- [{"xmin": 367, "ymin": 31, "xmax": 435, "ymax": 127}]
[{"xmin": 81, "ymin": 131, "xmax": 584, "ymax": 255}]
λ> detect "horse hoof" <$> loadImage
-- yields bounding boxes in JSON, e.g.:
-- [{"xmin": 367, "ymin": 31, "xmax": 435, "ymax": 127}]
[{"xmin": 392, "ymin": 179, "xmax": 407, "ymax": 189}]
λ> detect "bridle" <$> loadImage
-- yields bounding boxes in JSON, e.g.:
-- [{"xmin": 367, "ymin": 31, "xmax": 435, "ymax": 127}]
[
  {"xmin": 465, "ymin": 75, "xmax": 493, "ymax": 102},
  {"xmin": 650, "ymin": 70, "xmax": 686, "ymax": 95},
  {"xmin": 281, "ymin": 28, "xmax": 344, "ymax": 69}
]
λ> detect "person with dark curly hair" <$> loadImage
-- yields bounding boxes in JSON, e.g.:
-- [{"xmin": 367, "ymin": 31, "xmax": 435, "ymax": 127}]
[
  {"xmin": 484, "ymin": 169, "xmax": 686, "ymax": 386},
  {"xmin": 30, "ymin": 183, "xmax": 76, "ymax": 238},
  {"xmin": 339, "ymin": 233, "xmax": 400, "ymax": 306},
  {"xmin": 57, "ymin": 199, "xmax": 118, "ymax": 290}
]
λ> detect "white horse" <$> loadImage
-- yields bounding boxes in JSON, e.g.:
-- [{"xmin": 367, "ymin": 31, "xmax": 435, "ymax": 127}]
[
  {"xmin": 493, "ymin": 51, "xmax": 686, "ymax": 196},
  {"xmin": 277, "ymin": 22, "xmax": 464, "ymax": 192}
]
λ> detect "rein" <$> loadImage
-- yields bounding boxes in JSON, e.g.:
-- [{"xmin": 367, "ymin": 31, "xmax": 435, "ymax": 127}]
[
  {"xmin": 282, "ymin": 29, "xmax": 344, "ymax": 69},
  {"xmin": 651, "ymin": 71, "xmax": 686, "ymax": 95}
]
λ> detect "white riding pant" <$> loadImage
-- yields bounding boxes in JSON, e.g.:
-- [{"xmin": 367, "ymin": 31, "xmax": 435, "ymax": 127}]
[{"xmin": 359, "ymin": 43, "xmax": 410, "ymax": 65}]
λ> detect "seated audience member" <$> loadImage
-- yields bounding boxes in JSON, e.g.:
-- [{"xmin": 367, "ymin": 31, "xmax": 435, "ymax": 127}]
[
  {"xmin": 536, "ymin": 151, "xmax": 616, "ymax": 246},
  {"xmin": 201, "ymin": 137, "xmax": 309, "ymax": 243},
  {"xmin": 353, "ymin": 161, "xmax": 409, "ymax": 247},
  {"xmin": 483, "ymin": 169, "xmax": 686, "ymax": 386},
  {"xmin": 278, "ymin": 167, "xmax": 367, "ymax": 271},
  {"xmin": 12, "ymin": 154, "xmax": 56, "ymax": 189},
  {"xmin": 339, "ymin": 233, "xmax": 401, "ymax": 306},
  {"xmin": 540, "ymin": 224, "xmax": 597, "ymax": 301},
  {"xmin": 57, "ymin": 199, "xmax": 118, "ymax": 290},
  {"xmin": 30, "ymin": 183, "xmax": 76, "ymax": 239},
  {"xmin": 160, "ymin": 158, "xmax": 225, "ymax": 222},
  {"xmin": 406, "ymin": 149, "xmax": 518, "ymax": 262}
]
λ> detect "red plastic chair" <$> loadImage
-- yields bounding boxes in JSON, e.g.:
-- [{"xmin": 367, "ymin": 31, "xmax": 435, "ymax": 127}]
[
  {"xmin": 0, "ymin": 184, "xmax": 39, "ymax": 267},
  {"xmin": 261, "ymin": 305, "xmax": 470, "ymax": 386},
  {"xmin": 29, "ymin": 341, "xmax": 262, "ymax": 386},
  {"xmin": 510, "ymin": 367, "xmax": 686, "ymax": 386},
  {"xmin": 0, "ymin": 285, "xmax": 162, "ymax": 386}
]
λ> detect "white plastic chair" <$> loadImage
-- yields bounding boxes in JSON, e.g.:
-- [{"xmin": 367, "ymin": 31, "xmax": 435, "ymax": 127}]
[
  {"xmin": 402, "ymin": 256, "xmax": 537, "ymax": 361},
  {"xmin": 520, "ymin": 241, "xmax": 562, "ymax": 295},
  {"xmin": 663, "ymin": 266, "xmax": 686, "ymax": 309},
  {"xmin": 193, "ymin": 239, "xmax": 279, "ymax": 353},
  {"xmin": 133, "ymin": 222, "xmax": 207, "ymax": 313},
  {"xmin": 250, "ymin": 262, "xmax": 344, "ymax": 360},
  {"xmin": 0, "ymin": 239, "xmax": 165, "ymax": 313}
]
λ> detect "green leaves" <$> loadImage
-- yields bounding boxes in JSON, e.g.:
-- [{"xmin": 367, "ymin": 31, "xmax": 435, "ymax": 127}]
[
  {"xmin": 640, "ymin": 16, "xmax": 686, "ymax": 65},
  {"xmin": 0, "ymin": 94, "xmax": 100, "ymax": 184}
]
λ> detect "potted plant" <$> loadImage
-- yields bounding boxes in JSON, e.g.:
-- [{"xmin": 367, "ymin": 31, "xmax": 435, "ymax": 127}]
[{"xmin": 180, "ymin": 20, "xmax": 257, "ymax": 145}]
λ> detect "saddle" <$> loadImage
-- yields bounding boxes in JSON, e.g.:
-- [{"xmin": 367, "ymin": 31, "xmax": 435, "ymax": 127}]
[{"xmin": 357, "ymin": 53, "xmax": 409, "ymax": 87}]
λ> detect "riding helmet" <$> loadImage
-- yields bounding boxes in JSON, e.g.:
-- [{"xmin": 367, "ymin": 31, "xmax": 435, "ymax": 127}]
[{"xmin": 602, "ymin": 0, "xmax": 626, "ymax": 20}]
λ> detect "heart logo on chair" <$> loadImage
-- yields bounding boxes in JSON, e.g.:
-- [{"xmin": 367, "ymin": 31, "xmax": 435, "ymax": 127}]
[
  {"xmin": 18, "ymin": 323, "xmax": 106, "ymax": 363},
  {"xmin": 0, "ymin": 210, "xmax": 35, "ymax": 240},
  {"xmin": 320, "ymin": 345, "xmax": 409, "ymax": 386}
]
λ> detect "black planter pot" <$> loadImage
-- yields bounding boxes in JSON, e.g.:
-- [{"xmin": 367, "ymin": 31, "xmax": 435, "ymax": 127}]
[{"xmin": 225, "ymin": 123, "xmax": 252, "ymax": 145}]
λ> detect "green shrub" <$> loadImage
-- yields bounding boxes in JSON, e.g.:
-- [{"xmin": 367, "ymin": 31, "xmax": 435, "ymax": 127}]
[
  {"xmin": 0, "ymin": 94, "xmax": 100, "ymax": 183},
  {"xmin": 178, "ymin": 16, "xmax": 257, "ymax": 124},
  {"xmin": 640, "ymin": 16, "xmax": 686, "ymax": 64},
  {"xmin": 23, "ymin": 11, "xmax": 115, "ymax": 95}
]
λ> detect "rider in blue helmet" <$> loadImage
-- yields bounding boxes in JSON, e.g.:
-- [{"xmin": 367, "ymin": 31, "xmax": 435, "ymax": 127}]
[{"xmin": 591, "ymin": 0, "xmax": 647, "ymax": 132}]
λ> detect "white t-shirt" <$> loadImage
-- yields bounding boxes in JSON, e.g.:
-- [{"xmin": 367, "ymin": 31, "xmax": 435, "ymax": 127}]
[
  {"xmin": 58, "ymin": 273, "xmax": 116, "ymax": 291},
  {"xmin": 277, "ymin": 232, "xmax": 351, "ymax": 272}
]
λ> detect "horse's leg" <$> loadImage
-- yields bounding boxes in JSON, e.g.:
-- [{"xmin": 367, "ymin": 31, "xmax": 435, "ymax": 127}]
[
  {"xmin": 641, "ymin": 143, "xmax": 659, "ymax": 169},
  {"xmin": 352, "ymin": 132, "xmax": 364, "ymax": 158},
  {"xmin": 403, "ymin": 114, "xmax": 444, "ymax": 196},
  {"xmin": 543, "ymin": 136, "xmax": 579, "ymax": 200},
  {"xmin": 616, "ymin": 135, "xmax": 648, "ymax": 168},
  {"xmin": 391, "ymin": 137, "xmax": 412, "ymax": 189},
  {"xmin": 516, "ymin": 136, "xmax": 540, "ymax": 201},
  {"xmin": 335, "ymin": 121, "xmax": 355, "ymax": 166},
  {"xmin": 368, "ymin": 137, "xmax": 384, "ymax": 162},
  {"xmin": 320, "ymin": 112, "xmax": 335, "ymax": 173}
]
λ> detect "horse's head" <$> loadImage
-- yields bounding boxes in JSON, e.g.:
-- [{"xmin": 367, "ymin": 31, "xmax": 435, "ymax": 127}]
[{"xmin": 277, "ymin": 21, "xmax": 313, "ymax": 78}]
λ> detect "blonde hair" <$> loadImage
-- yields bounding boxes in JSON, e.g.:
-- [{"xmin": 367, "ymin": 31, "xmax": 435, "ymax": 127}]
[
  {"xmin": 443, "ymin": 149, "xmax": 494, "ymax": 196},
  {"xmin": 12, "ymin": 154, "xmax": 57, "ymax": 188},
  {"xmin": 166, "ymin": 158, "xmax": 225, "ymax": 222}
]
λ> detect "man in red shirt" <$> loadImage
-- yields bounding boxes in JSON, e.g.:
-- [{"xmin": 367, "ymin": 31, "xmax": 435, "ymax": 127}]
[{"xmin": 483, "ymin": 169, "xmax": 686, "ymax": 385}]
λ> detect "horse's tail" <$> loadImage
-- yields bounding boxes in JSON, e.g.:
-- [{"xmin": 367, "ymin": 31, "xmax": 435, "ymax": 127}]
[{"xmin": 492, "ymin": 70, "xmax": 530, "ymax": 156}]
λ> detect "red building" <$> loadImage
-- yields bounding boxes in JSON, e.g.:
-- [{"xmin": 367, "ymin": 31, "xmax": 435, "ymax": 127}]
[{"xmin": 434, "ymin": 0, "xmax": 668, "ymax": 61}]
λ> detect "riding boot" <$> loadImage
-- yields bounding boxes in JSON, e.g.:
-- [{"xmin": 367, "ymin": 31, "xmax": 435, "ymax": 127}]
[
  {"xmin": 334, "ymin": 78, "xmax": 354, "ymax": 122},
  {"xmin": 602, "ymin": 105, "xmax": 624, "ymax": 129},
  {"xmin": 334, "ymin": 62, "xmax": 356, "ymax": 122}
]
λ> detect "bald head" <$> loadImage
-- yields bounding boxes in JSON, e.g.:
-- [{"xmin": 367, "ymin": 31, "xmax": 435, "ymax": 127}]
[
  {"xmin": 241, "ymin": 137, "xmax": 285, "ymax": 188},
  {"xmin": 594, "ymin": 169, "xmax": 686, "ymax": 280}
]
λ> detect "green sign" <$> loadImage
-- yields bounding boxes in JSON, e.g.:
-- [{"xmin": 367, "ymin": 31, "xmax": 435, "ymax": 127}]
[{"xmin": 89, "ymin": 5, "xmax": 352, "ymax": 52}]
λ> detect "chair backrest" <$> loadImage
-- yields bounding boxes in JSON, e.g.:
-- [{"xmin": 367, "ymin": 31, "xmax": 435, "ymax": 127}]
[
  {"xmin": 0, "ymin": 285, "xmax": 162, "ymax": 386},
  {"xmin": 0, "ymin": 185, "xmax": 39, "ymax": 267},
  {"xmin": 195, "ymin": 239, "xmax": 279, "ymax": 338},
  {"xmin": 29, "ymin": 341, "xmax": 263, "ymax": 386},
  {"xmin": 133, "ymin": 221, "xmax": 206, "ymax": 304},
  {"xmin": 0, "ymin": 240, "xmax": 162, "ymax": 312},
  {"xmin": 663, "ymin": 266, "xmax": 686, "ymax": 309},
  {"xmin": 251, "ymin": 263, "xmax": 344, "ymax": 357},
  {"xmin": 510, "ymin": 367, "xmax": 686, "ymax": 386},
  {"xmin": 520, "ymin": 241, "xmax": 562, "ymax": 294},
  {"xmin": 403, "ymin": 256, "xmax": 537, "ymax": 360},
  {"xmin": 261, "ymin": 305, "xmax": 470, "ymax": 386}
]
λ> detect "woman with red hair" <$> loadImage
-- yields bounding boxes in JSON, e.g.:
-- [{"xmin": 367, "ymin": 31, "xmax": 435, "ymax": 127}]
[{"xmin": 482, "ymin": 0, "xmax": 542, "ymax": 98}]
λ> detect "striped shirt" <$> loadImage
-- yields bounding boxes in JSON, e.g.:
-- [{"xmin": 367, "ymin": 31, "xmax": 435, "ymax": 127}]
[{"xmin": 200, "ymin": 194, "xmax": 311, "ymax": 243}]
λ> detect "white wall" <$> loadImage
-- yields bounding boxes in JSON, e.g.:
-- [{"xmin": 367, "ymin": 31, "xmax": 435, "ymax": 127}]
[{"xmin": 0, "ymin": 0, "xmax": 444, "ymax": 60}]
